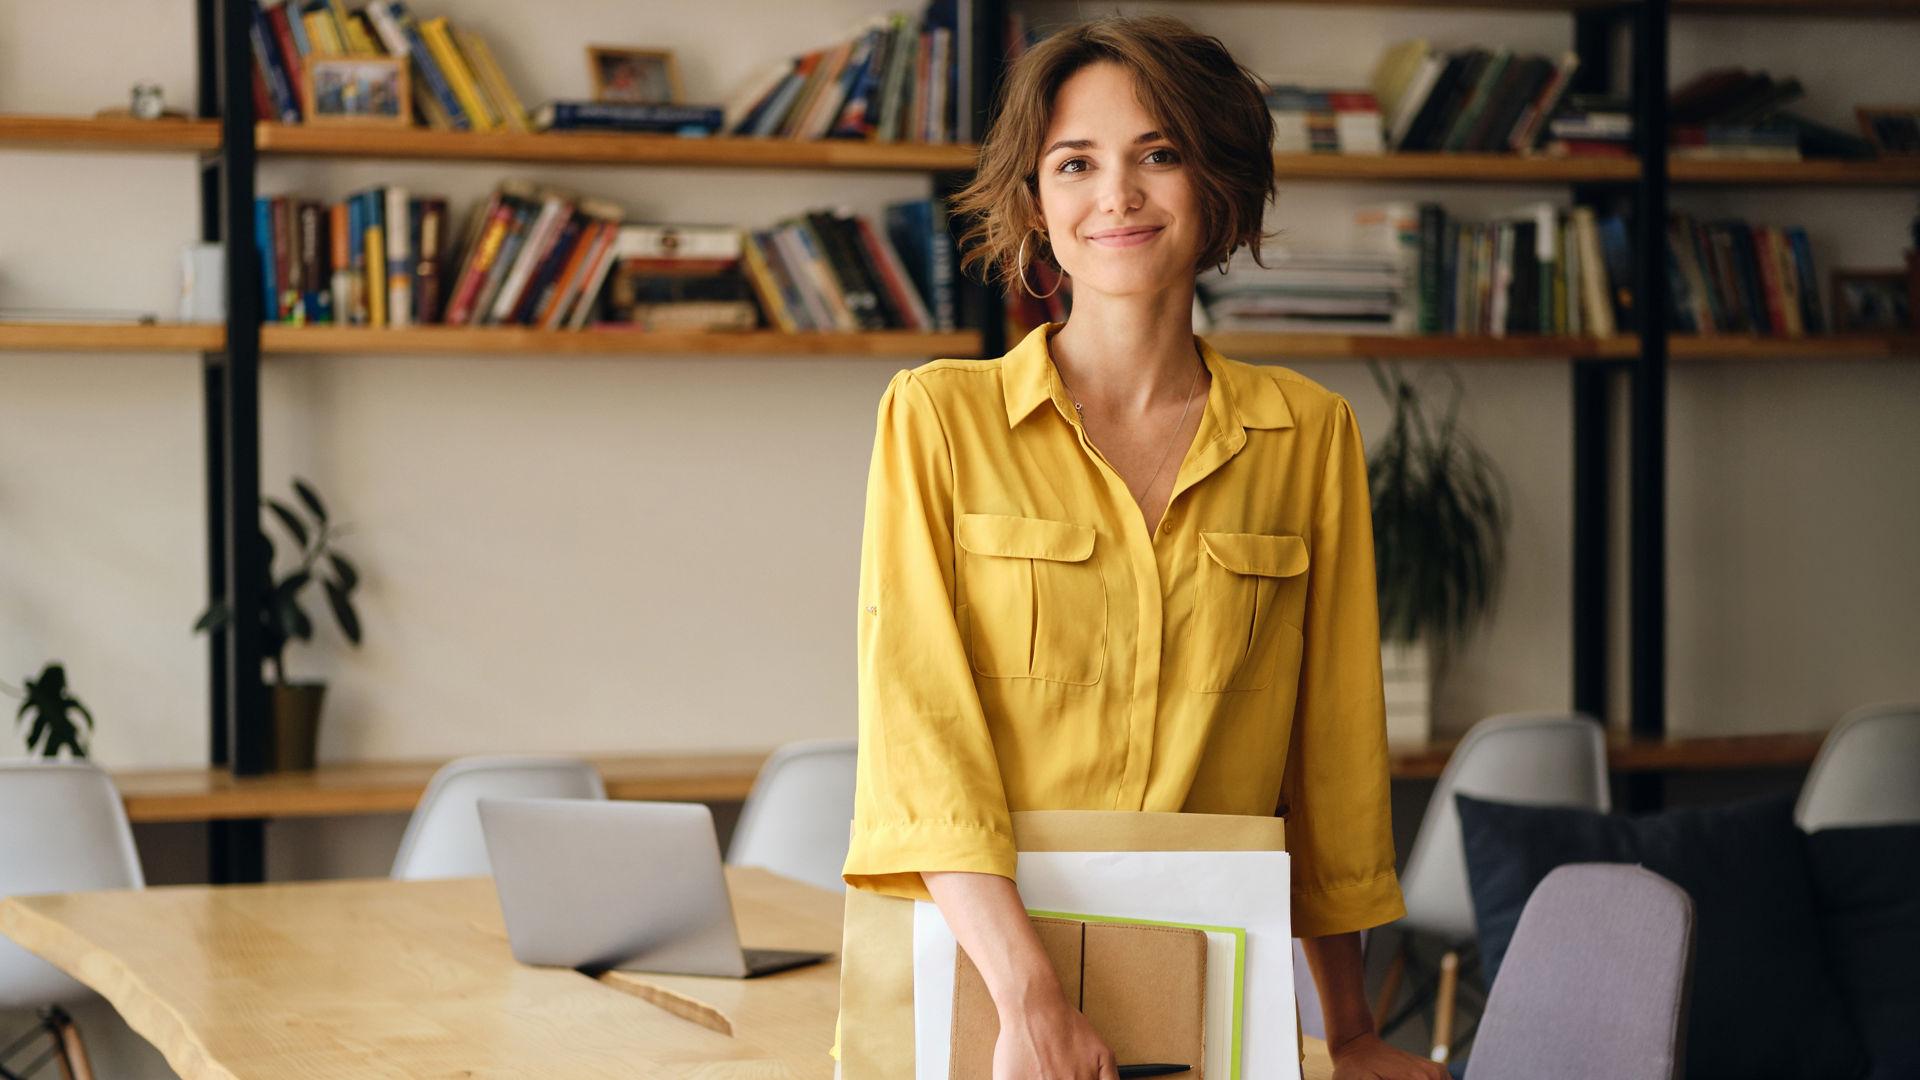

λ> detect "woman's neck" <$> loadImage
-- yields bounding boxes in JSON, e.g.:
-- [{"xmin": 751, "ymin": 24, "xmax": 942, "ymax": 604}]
[{"xmin": 1047, "ymin": 283, "xmax": 1202, "ymax": 418}]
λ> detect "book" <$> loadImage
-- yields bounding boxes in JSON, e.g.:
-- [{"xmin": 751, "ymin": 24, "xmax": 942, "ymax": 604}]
[
  {"xmin": 488, "ymin": 188, "xmax": 574, "ymax": 324},
  {"xmin": 740, "ymin": 232, "xmax": 797, "ymax": 330},
  {"xmin": 456, "ymin": 29, "xmax": 532, "ymax": 133},
  {"xmin": 330, "ymin": 202, "xmax": 353, "ymax": 325},
  {"xmin": 532, "ymin": 101, "xmax": 725, "ymax": 133},
  {"xmin": 413, "ymin": 198, "xmax": 448, "ymax": 324},
  {"xmin": 748, "ymin": 230, "xmax": 819, "ymax": 331},
  {"xmin": 360, "ymin": 189, "xmax": 387, "ymax": 327},
  {"xmin": 385, "ymin": 186, "xmax": 411, "ymax": 328},
  {"xmin": 364, "ymin": 0, "xmax": 469, "ymax": 130},
  {"xmin": 419, "ymin": 16, "xmax": 496, "ymax": 132},
  {"xmin": 470, "ymin": 193, "xmax": 542, "ymax": 324},
  {"xmin": 853, "ymin": 214, "xmax": 933, "ymax": 331}
]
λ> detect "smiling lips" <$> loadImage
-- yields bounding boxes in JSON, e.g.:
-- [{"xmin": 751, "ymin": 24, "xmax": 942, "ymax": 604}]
[{"xmin": 1086, "ymin": 225, "xmax": 1163, "ymax": 248}]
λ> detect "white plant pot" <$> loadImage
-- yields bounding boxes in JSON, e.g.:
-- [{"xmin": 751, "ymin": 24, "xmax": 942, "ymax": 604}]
[{"xmin": 1380, "ymin": 638, "xmax": 1432, "ymax": 747}]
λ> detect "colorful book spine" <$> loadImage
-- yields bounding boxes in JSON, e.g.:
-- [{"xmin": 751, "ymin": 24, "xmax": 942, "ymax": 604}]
[
  {"xmin": 413, "ymin": 198, "xmax": 447, "ymax": 324},
  {"xmin": 254, "ymin": 197, "xmax": 278, "ymax": 320},
  {"xmin": 534, "ymin": 102, "xmax": 725, "ymax": 132},
  {"xmin": 385, "ymin": 186, "xmax": 411, "ymax": 328},
  {"xmin": 456, "ymin": 28, "xmax": 532, "ymax": 132},
  {"xmin": 364, "ymin": 0, "xmax": 468, "ymax": 129},
  {"xmin": 330, "ymin": 203, "xmax": 352, "ymax": 325},
  {"xmin": 264, "ymin": 2, "xmax": 309, "ymax": 116},
  {"xmin": 419, "ymin": 16, "xmax": 496, "ymax": 132},
  {"xmin": 361, "ymin": 189, "xmax": 387, "ymax": 328}
]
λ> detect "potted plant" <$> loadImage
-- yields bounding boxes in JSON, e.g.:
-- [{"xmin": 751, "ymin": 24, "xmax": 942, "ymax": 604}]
[
  {"xmin": 195, "ymin": 478, "xmax": 362, "ymax": 771},
  {"xmin": 4, "ymin": 662, "xmax": 94, "ymax": 758},
  {"xmin": 1367, "ymin": 362, "xmax": 1509, "ymax": 745}
]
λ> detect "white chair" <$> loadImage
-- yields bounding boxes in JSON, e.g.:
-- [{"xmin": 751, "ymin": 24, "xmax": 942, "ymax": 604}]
[
  {"xmin": 1795, "ymin": 702, "xmax": 1920, "ymax": 832},
  {"xmin": 0, "ymin": 761, "xmax": 145, "ymax": 1079},
  {"xmin": 726, "ymin": 738, "xmax": 857, "ymax": 893},
  {"xmin": 391, "ymin": 756, "xmax": 605, "ymax": 880},
  {"xmin": 1373, "ymin": 713, "xmax": 1611, "ymax": 1064}
]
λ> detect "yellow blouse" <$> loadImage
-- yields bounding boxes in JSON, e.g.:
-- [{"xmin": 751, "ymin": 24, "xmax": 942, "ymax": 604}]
[{"xmin": 843, "ymin": 322, "xmax": 1404, "ymax": 939}]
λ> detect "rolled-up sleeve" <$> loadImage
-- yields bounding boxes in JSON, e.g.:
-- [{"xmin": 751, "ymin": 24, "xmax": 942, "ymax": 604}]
[
  {"xmin": 841, "ymin": 370, "xmax": 1015, "ymax": 901},
  {"xmin": 1280, "ymin": 397, "xmax": 1407, "ymax": 939}
]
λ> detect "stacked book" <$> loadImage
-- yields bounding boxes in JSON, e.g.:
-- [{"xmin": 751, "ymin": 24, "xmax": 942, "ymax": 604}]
[
  {"xmin": 740, "ymin": 203, "xmax": 954, "ymax": 332},
  {"xmin": 723, "ymin": 0, "xmax": 982, "ymax": 143},
  {"xmin": 1370, "ymin": 41, "xmax": 1583, "ymax": 154},
  {"xmin": 1544, "ymin": 95, "xmax": 1634, "ymax": 158},
  {"xmin": 1196, "ymin": 252, "xmax": 1407, "ymax": 335},
  {"xmin": 1398, "ymin": 202, "xmax": 1630, "ymax": 337},
  {"xmin": 249, "ymin": 0, "xmax": 531, "ymax": 130},
  {"xmin": 1668, "ymin": 67, "xmax": 1876, "ymax": 161},
  {"xmin": 1664, "ymin": 212, "xmax": 1825, "ymax": 336},
  {"xmin": 1266, "ymin": 86, "xmax": 1384, "ymax": 154}
]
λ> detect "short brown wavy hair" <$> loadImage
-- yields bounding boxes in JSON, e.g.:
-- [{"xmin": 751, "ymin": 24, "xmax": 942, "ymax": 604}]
[{"xmin": 950, "ymin": 15, "xmax": 1276, "ymax": 292}]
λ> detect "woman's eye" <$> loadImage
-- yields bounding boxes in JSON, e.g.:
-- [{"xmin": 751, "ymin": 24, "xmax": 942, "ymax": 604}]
[
  {"xmin": 1056, "ymin": 157, "xmax": 1088, "ymax": 174},
  {"xmin": 1146, "ymin": 148, "xmax": 1179, "ymax": 164}
]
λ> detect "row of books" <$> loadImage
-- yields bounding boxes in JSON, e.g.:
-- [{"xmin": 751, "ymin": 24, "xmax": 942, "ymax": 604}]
[
  {"xmin": 1266, "ymin": 86, "xmax": 1385, "ymax": 155},
  {"xmin": 1370, "ymin": 41, "xmax": 1585, "ymax": 155},
  {"xmin": 253, "ymin": 183, "xmax": 964, "ymax": 333},
  {"xmin": 1396, "ymin": 202, "xmax": 1631, "ymax": 337},
  {"xmin": 1665, "ymin": 212, "xmax": 1827, "ymax": 336},
  {"xmin": 249, "ymin": 0, "xmax": 532, "ymax": 130},
  {"xmin": 722, "ymin": 0, "xmax": 981, "ymax": 143}
]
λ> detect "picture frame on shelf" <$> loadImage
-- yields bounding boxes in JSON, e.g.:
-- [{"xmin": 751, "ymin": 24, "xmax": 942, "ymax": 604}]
[
  {"xmin": 1830, "ymin": 269, "xmax": 1914, "ymax": 332},
  {"xmin": 586, "ymin": 46, "xmax": 681, "ymax": 105},
  {"xmin": 1854, "ymin": 106, "xmax": 1920, "ymax": 157},
  {"xmin": 303, "ymin": 57, "xmax": 410, "ymax": 127}
]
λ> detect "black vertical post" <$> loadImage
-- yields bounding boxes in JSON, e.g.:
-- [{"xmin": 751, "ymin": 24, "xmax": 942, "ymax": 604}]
[
  {"xmin": 1569, "ymin": 12, "xmax": 1618, "ymax": 729},
  {"xmin": 202, "ymin": 0, "xmax": 269, "ymax": 881},
  {"xmin": 942, "ymin": 0, "xmax": 1009, "ymax": 360},
  {"xmin": 1628, "ymin": 0, "xmax": 1671, "ymax": 811}
]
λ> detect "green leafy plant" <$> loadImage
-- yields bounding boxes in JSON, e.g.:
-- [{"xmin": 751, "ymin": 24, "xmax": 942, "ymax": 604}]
[
  {"xmin": 1367, "ymin": 362, "xmax": 1509, "ymax": 655},
  {"xmin": 2, "ymin": 662, "xmax": 93, "ymax": 758},
  {"xmin": 194, "ymin": 478, "xmax": 363, "ymax": 685}
]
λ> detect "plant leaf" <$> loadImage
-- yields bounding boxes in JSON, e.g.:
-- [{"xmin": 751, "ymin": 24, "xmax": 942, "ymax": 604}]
[
  {"xmin": 193, "ymin": 599, "xmax": 232, "ymax": 633},
  {"xmin": 292, "ymin": 478, "xmax": 328, "ymax": 525},
  {"xmin": 324, "ymin": 580, "xmax": 363, "ymax": 645},
  {"xmin": 328, "ymin": 553, "xmax": 359, "ymax": 591},
  {"xmin": 265, "ymin": 498, "xmax": 309, "ymax": 549}
]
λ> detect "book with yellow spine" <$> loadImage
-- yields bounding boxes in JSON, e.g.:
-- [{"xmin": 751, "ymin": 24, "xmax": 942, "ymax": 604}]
[
  {"xmin": 420, "ymin": 17, "xmax": 496, "ymax": 132},
  {"xmin": 365, "ymin": 222, "xmax": 387, "ymax": 328},
  {"xmin": 341, "ymin": 11, "xmax": 384, "ymax": 58},
  {"xmin": 456, "ymin": 28, "xmax": 532, "ymax": 133},
  {"xmin": 303, "ymin": 11, "xmax": 344, "ymax": 56}
]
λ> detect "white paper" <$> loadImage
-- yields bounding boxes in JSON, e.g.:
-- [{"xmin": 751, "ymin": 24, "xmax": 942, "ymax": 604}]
[{"xmin": 912, "ymin": 849, "xmax": 1296, "ymax": 1080}]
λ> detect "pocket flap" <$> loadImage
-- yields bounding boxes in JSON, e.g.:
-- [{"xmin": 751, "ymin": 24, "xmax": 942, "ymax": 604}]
[
  {"xmin": 1200, "ymin": 532, "xmax": 1308, "ymax": 577},
  {"xmin": 957, "ymin": 514, "xmax": 1096, "ymax": 562}
]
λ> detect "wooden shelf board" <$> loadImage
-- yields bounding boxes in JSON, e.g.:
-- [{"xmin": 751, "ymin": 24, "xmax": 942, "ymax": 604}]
[
  {"xmin": 112, "ymin": 751, "xmax": 769, "ymax": 823},
  {"xmin": 255, "ymin": 123, "xmax": 978, "ymax": 171},
  {"xmin": 1670, "ymin": 333, "xmax": 1920, "ymax": 360},
  {"xmin": 1672, "ymin": 157, "xmax": 1920, "ymax": 185},
  {"xmin": 1273, "ymin": 151, "xmax": 1639, "ymax": 183},
  {"xmin": 1204, "ymin": 332, "xmax": 1637, "ymax": 360},
  {"xmin": 261, "ymin": 325, "xmax": 981, "ymax": 356},
  {"xmin": 1390, "ymin": 730, "xmax": 1828, "ymax": 780},
  {"xmin": 1150, "ymin": 0, "xmax": 1628, "ymax": 8},
  {"xmin": 0, "ymin": 322, "xmax": 222, "ymax": 352},
  {"xmin": 0, "ymin": 114, "xmax": 220, "ymax": 153},
  {"xmin": 1674, "ymin": 0, "xmax": 1920, "ymax": 15}
]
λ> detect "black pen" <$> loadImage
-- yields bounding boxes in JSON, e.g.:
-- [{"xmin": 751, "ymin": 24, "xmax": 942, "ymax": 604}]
[{"xmin": 1117, "ymin": 1066, "xmax": 1192, "ymax": 1079}]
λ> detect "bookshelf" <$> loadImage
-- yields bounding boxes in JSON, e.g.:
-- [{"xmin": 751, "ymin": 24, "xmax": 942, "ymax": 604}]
[
  {"xmin": 259, "ymin": 326, "xmax": 982, "ymax": 356},
  {"xmin": 0, "ymin": 114, "xmax": 221, "ymax": 153},
  {"xmin": 0, "ymin": 323, "xmax": 223, "ymax": 352}
]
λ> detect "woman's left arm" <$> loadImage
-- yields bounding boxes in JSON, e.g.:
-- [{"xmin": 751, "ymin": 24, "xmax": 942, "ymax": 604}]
[{"xmin": 1299, "ymin": 932, "xmax": 1448, "ymax": 1080}]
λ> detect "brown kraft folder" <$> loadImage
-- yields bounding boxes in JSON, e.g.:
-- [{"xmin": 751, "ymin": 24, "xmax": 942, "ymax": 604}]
[
  {"xmin": 838, "ymin": 810, "xmax": 1286, "ymax": 1080},
  {"xmin": 949, "ymin": 917, "xmax": 1208, "ymax": 1080}
]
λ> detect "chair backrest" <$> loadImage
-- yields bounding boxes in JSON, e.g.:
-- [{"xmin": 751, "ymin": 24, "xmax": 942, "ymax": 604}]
[
  {"xmin": 1467, "ymin": 863, "xmax": 1695, "ymax": 1080},
  {"xmin": 1795, "ymin": 702, "xmax": 1920, "ymax": 831},
  {"xmin": 725, "ymin": 738, "xmax": 856, "ymax": 893},
  {"xmin": 391, "ymin": 756, "xmax": 605, "ymax": 880},
  {"xmin": 1398, "ymin": 713, "xmax": 1610, "ymax": 942},
  {"xmin": 0, "ymin": 761, "xmax": 145, "ymax": 1009}
]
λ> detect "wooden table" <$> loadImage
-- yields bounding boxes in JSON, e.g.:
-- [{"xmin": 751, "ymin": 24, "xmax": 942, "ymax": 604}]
[
  {"xmin": 0, "ymin": 869, "xmax": 1334, "ymax": 1079},
  {"xmin": 104, "ymin": 731, "xmax": 1827, "ymax": 825},
  {"xmin": 111, "ymin": 751, "xmax": 770, "ymax": 823}
]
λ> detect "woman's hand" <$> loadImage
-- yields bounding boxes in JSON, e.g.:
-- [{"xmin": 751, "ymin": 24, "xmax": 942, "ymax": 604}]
[
  {"xmin": 993, "ymin": 987, "xmax": 1117, "ymax": 1080},
  {"xmin": 1327, "ymin": 1032, "xmax": 1451, "ymax": 1080}
]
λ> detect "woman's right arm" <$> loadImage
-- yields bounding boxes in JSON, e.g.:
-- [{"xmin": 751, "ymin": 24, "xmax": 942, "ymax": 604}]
[{"xmin": 923, "ymin": 871, "xmax": 1117, "ymax": 1080}]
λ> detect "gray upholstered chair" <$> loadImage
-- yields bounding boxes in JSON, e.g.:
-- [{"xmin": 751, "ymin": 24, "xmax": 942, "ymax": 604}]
[
  {"xmin": 1375, "ymin": 712, "xmax": 1610, "ymax": 1062},
  {"xmin": 1465, "ymin": 863, "xmax": 1696, "ymax": 1080},
  {"xmin": 1795, "ymin": 702, "xmax": 1920, "ymax": 831}
]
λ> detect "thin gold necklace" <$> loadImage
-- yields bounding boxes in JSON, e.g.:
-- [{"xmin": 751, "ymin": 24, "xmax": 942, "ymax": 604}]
[{"xmin": 1056, "ymin": 357, "xmax": 1204, "ymax": 503}]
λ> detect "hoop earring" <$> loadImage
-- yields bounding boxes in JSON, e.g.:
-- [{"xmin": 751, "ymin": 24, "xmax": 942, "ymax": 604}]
[
  {"xmin": 1016, "ymin": 230, "xmax": 1064, "ymax": 300},
  {"xmin": 1217, "ymin": 260, "xmax": 1231, "ymax": 275}
]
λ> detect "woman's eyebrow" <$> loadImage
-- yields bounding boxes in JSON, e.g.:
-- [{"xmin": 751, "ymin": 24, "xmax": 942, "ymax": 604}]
[{"xmin": 1042, "ymin": 130, "xmax": 1167, "ymax": 157}]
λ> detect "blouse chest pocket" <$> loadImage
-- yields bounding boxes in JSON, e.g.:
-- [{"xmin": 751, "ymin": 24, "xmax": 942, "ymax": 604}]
[
  {"xmin": 1189, "ymin": 531, "xmax": 1309, "ymax": 693},
  {"xmin": 956, "ymin": 514, "xmax": 1106, "ymax": 685}
]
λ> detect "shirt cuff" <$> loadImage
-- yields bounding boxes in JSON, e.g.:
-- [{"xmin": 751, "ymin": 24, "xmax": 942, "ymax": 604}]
[
  {"xmin": 842, "ymin": 818, "xmax": 1017, "ymax": 901},
  {"xmin": 1291, "ymin": 867, "xmax": 1407, "ymax": 939}
]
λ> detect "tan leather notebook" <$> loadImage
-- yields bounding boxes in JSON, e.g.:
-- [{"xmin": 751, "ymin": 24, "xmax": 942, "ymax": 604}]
[{"xmin": 950, "ymin": 917, "xmax": 1207, "ymax": 1080}]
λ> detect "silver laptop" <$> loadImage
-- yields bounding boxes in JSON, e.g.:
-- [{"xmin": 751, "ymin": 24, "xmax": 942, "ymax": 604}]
[{"xmin": 477, "ymin": 797, "xmax": 830, "ymax": 978}]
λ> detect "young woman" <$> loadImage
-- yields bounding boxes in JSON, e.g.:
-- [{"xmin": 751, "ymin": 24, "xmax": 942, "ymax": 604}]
[{"xmin": 844, "ymin": 16, "xmax": 1444, "ymax": 1080}]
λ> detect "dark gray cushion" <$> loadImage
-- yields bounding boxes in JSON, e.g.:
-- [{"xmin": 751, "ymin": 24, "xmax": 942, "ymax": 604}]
[
  {"xmin": 1455, "ymin": 792, "xmax": 1865, "ymax": 1080},
  {"xmin": 1806, "ymin": 824, "xmax": 1920, "ymax": 1080}
]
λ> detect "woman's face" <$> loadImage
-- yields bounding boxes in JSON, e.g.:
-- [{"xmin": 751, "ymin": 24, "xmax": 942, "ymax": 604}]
[{"xmin": 1033, "ymin": 61, "xmax": 1203, "ymax": 300}]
